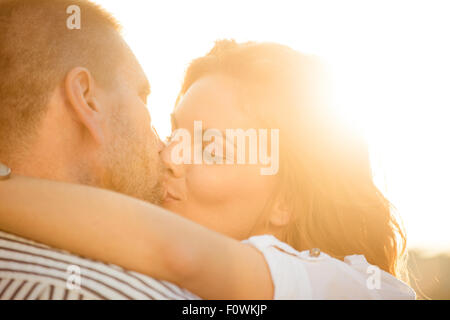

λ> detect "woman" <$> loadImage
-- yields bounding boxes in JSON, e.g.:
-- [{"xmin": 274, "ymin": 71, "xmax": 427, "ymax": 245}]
[{"xmin": 0, "ymin": 40, "xmax": 415, "ymax": 299}]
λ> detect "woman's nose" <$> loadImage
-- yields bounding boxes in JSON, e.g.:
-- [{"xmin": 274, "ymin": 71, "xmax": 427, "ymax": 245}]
[
  {"xmin": 161, "ymin": 142, "xmax": 185, "ymax": 178},
  {"xmin": 152, "ymin": 126, "xmax": 166, "ymax": 153}
]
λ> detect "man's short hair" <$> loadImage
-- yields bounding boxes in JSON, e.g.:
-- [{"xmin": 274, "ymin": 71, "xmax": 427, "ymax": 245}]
[{"xmin": 0, "ymin": 0, "xmax": 124, "ymax": 161}]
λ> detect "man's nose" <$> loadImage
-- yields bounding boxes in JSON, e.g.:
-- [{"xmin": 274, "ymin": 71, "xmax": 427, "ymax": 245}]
[{"xmin": 160, "ymin": 142, "xmax": 185, "ymax": 178}]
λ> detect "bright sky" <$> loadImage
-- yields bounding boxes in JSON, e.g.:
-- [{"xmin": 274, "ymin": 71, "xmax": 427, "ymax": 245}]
[{"xmin": 94, "ymin": 0, "xmax": 450, "ymax": 251}]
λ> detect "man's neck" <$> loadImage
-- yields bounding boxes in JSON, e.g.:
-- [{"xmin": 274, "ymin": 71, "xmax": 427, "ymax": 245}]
[{"xmin": 9, "ymin": 149, "xmax": 88, "ymax": 186}]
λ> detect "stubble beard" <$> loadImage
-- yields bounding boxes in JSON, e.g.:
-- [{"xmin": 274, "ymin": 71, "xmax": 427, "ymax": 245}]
[{"xmin": 102, "ymin": 130, "xmax": 166, "ymax": 205}]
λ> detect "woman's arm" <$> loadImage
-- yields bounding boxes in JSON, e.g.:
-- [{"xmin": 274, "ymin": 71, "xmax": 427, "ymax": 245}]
[{"xmin": 0, "ymin": 175, "xmax": 273, "ymax": 299}]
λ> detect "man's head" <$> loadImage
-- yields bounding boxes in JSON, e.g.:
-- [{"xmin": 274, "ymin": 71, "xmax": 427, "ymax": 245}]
[{"xmin": 0, "ymin": 0, "xmax": 165, "ymax": 203}]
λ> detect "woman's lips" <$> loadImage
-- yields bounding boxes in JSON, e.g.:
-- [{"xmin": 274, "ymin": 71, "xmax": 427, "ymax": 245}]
[
  {"xmin": 162, "ymin": 184, "xmax": 185, "ymax": 202},
  {"xmin": 162, "ymin": 177, "xmax": 187, "ymax": 203},
  {"xmin": 163, "ymin": 190, "xmax": 181, "ymax": 202}
]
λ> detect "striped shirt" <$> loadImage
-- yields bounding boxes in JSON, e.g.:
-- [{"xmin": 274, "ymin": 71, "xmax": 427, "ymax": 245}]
[{"xmin": 0, "ymin": 231, "xmax": 199, "ymax": 300}]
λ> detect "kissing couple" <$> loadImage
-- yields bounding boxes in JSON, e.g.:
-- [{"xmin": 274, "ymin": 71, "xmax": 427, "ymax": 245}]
[{"xmin": 0, "ymin": 0, "xmax": 415, "ymax": 300}]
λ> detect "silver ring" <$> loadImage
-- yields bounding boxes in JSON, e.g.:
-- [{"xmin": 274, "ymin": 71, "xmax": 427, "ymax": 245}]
[{"xmin": 0, "ymin": 162, "xmax": 11, "ymax": 180}]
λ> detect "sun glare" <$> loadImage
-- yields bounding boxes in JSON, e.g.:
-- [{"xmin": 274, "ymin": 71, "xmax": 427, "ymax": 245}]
[{"xmin": 95, "ymin": 0, "xmax": 450, "ymax": 250}]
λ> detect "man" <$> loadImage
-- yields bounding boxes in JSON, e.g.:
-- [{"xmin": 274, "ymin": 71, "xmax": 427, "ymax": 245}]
[{"xmin": 0, "ymin": 0, "xmax": 196, "ymax": 299}]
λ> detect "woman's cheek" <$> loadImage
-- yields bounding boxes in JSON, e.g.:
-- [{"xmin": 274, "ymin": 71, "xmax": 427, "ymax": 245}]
[{"xmin": 186, "ymin": 165, "xmax": 243, "ymax": 204}]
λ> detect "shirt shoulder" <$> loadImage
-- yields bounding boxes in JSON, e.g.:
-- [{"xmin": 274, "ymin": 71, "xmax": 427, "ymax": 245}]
[
  {"xmin": 0, "ymin": 231, "xmax": 199, "ymax": 300},
  {"xmin": 243, "ymin": 235, "xmax": 416, "ymax": 300}
]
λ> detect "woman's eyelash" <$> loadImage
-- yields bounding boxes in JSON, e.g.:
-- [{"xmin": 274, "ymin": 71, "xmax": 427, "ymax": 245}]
[
  {"xmin": 203, "ymin": 142, "xmax": 235, "ymax": 160},
  {"xmin": 166, "ymin": 131, "xmax": 178, "ymax": 143}
]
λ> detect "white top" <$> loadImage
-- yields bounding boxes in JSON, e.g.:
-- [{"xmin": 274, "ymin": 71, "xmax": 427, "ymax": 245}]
[{"xmin": 243, "ymin": 235, "xmax": 416, "ymax": 300}]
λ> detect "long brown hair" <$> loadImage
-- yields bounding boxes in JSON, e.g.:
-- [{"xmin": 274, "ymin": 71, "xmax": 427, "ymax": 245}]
[{"xmin": 177, "ymin": 40, "xmax": 408, "ymax": 278}]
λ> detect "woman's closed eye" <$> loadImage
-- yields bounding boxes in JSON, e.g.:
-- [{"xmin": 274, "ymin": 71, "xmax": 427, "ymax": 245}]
[
  {"xmin": 165, "ymin": 130, "xmax": 178, "ymax": 145},
  {"xmin": 203, "ymin": 141, "xmax": 234, "ymax": 162}
]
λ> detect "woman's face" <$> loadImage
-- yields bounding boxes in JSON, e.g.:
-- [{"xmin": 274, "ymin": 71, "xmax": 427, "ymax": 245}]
[{"xmin": 161, "ymin": 75, "xmax": 278, "ymax": 240}]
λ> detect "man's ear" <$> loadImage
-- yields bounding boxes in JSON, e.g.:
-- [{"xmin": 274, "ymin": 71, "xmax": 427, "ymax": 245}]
[
  {"xmin": 64, "ymin": 67, "xmax": 104, "ymax": 145},
  {"xmin": 269, "ymin": 197, "xmax": 291, "ymax": 227}
]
